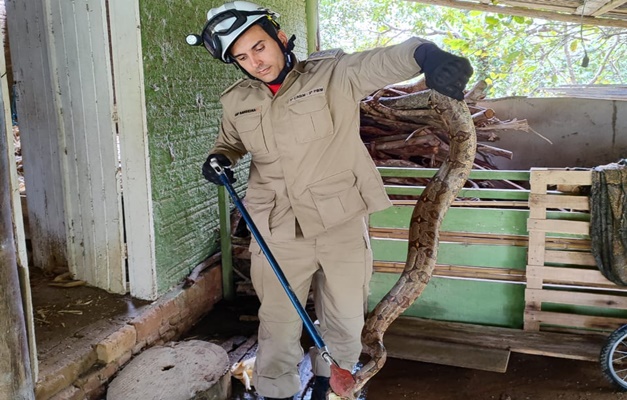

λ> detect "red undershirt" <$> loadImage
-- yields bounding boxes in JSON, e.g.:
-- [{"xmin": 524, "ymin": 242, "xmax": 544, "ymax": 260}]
[{"xmin": 267, "ymin": 83, "xmax": 282, "ymax": 95}]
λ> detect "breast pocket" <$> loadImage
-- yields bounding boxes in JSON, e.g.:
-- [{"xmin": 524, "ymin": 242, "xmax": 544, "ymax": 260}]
[
  {"xmin": 308, "ymin": 170, "xmax": 367, "ymax": 230},
  {"xmin": 235, "ymin": 113, "xmax": 269, "ymax": 155},
  {"xmin": 288, "ymin": 95, "xmax": 334, "ymax": 143}
]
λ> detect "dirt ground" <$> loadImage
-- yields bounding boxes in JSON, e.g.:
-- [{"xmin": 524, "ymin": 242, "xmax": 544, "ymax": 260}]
[
  {"xmin": 363, "ymin": 354, "xmax": 622, "ymax": 400},
  {"xmin": 29, "ymin": 264, "xmax": 626, "ymax": 400},
  {"xmin": 29, "ymin": 267, "xmax": 151, "ymax": 364},
  {"xmin": 185, "ymin": 298, "xmax": 626, "ymax": 400}
]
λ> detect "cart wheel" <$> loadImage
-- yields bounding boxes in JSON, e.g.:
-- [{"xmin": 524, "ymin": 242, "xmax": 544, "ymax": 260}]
[{"xmin": 600, "ymin": 324, "xmax": 627, "ymax": 390}]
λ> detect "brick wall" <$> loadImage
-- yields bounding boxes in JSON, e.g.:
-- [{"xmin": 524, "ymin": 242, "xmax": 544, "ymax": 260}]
[{"xmin": 139, "ymin": 0, "xmax": 308, "ymax": 294}]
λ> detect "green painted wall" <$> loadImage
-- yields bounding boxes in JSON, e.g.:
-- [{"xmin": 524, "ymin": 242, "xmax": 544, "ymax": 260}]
[{"xmin": 138, "ymin": 0, "xmax": 308, "ymax": 293}]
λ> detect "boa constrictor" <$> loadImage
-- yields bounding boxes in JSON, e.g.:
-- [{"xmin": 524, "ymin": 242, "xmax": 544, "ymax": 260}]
[{"xmin": 344, "ymin": 90, "xmax": 477, "ymax": 399}]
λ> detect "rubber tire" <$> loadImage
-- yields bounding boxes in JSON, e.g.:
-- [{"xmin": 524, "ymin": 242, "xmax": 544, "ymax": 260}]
[{"xmin": 600, "ymin": 324, "xmax": 627, "ymax": 391}]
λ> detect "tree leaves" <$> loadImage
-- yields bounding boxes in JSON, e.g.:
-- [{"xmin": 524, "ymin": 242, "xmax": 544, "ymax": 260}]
[{"xmin": 319, "ymin": 0, "xmax": 627, "ymax": 97}]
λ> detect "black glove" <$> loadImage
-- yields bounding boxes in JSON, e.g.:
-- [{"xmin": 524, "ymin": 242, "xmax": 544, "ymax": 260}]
[
  {"xmin": 202, "ymin": 153, "xmax": 235, "ymax": 185},
  {"xmin": 414, "ymin": 43, "xmax": 473, "ymax": 101}
]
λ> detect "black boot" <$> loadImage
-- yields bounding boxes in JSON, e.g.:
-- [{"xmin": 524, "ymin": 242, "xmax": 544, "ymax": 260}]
[{"xmin": 311, "ymin": 375, "xmax": 330, "ymax": 400}]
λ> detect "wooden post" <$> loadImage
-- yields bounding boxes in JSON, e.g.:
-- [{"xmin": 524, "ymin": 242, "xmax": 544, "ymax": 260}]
[
  {"xmin": 218, "ymin": 186, "xmax": 234, "ymax": 301},
  {"xmin": 0, "ymin": 100, "xmax": 34, "ymax": 399}
]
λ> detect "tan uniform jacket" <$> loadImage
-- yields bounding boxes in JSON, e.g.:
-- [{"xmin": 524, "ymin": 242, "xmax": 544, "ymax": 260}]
[{"xmin": 211, "ymin": 37, "xmax": 428, "ymax": 239}]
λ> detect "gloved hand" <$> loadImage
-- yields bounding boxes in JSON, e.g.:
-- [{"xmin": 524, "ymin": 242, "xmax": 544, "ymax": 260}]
[
  {"xmin": 202, "ymin": 153, "xmax": 236, "ymax": 185},
  {"xmin": 414, "ymin": 43, "xmax": 473, "ymax": 101}
]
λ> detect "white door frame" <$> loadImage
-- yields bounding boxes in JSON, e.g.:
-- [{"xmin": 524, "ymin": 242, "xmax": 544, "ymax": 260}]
[{"xmin": 108, "ymin": 0, "xmax": 158, "ymax": 300}]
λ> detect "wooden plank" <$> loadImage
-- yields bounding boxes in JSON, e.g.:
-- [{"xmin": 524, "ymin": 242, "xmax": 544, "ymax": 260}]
[
  {"xmin": 544, "ymin": 250, "xmax": 596, "ymax": 266},
  {"xmin": 392, "ymin": 199, "xmax": 529, "ymax": 208},
  {"xmin": 371, "ymin": 207, "xmax": 530, "ymax": 235},
  {"xmin": 10, "ymin": 0, "xmax": 68, "ymax": 272},
  {"xmin": 52, "ymin": 0, "xmax": 125, "ymax": 293},
  {"xmin": 526, "ymin": 266, "xmax": 620, "ymax": 288},
  {"xmin": 526, "ymin": 232, "xmax": 546, "ymax": 271},
  {"xmin": 403, "ymin": 0, "xmax": 627, "ymax": 29},
  {"xmin": 377, "ymin": 167, "xmax": 531, "ymax": 181},
  {"xmin": 0, "ymin": 8, "xmax": 37, "ymax": 382},
  {"xmin": 525, "ymin": 288, "xmax": 627, "ymax": 309},
  {"xmin": 372, "ymin": 240, "xmax": 528, "ymax": 269},
  {"xmin": 384, "ymin": 334, "xmax": 511, "ymax": 373},
  {"xmin": 374, "ymin": 262, "xmax": 526, "ymax": 282},
  {"xmin": 527, "ymin": 218, "xmax": 590, "ymax": 235},
  {"xmin": 218, "ymin": 187, "xmax": 234, "ymax": 301},
  {"xmin": 530, "ymin": 168, "xmax": 592, "ymax": 186},
  {"xmin": 225, "ymin": 334, "xmax": 258, "ymax": 365},
  {"xmin": 370, "ymin": 228, "xmax": 591, "ymax": 251},
  {"xmin": 526, "ymin": 310, "xmax": 627, "ymax": 331},
  {"xmin": 47, "ymin": 0, "xmax": 122, "ymax": 292},
  {"xmin": 545, "ymin": 236, "xmax": 591, "ymax": 251},
  {"xmin": 386, "ymin": 185, "xmax": 530, "ymax": 200},
  {"xmin": 529, "ymin": 193, "xmax": 590, "ymax": 210},
  {"xmin": 109, "ymin": 0, "xmax": 158, "ymax": 300},
  {"xmin": 370, "ymin": 228, "xmax": 530, "ymax": 246},
  {"xmin": 386, "ymin": 316, "xmax": 605, "ymax": 361}
]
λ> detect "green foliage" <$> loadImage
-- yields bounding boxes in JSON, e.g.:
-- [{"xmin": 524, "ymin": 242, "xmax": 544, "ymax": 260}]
[{"xmin": 319, "ymin": 0, "xmax": 627, "ymax": 98}]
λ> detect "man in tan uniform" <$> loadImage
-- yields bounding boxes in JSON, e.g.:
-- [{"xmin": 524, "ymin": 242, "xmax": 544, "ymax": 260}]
[{"xmin": 191, "ymin": 2, "xmax": 472, "ymax": 399}]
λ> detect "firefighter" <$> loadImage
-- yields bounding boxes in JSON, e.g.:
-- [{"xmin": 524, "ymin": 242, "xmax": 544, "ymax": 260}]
[{"xmin": 192, "ymin": 2, "xmax": 472, "ymax": 398}]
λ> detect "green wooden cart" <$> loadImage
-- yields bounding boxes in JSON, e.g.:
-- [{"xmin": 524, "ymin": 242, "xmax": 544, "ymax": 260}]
[{"xmin": 370, "ymin": 166, "xmax": 627, "ymax": 374}]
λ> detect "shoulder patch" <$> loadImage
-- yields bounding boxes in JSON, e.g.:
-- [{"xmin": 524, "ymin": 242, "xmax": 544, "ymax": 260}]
[
  {"xmin": 220, "ymin": 78, "xmax": 246, "ymax": 97},
  {"xmin": 307, "ymin": 48, "xmax": 343, "ymax": 61}
]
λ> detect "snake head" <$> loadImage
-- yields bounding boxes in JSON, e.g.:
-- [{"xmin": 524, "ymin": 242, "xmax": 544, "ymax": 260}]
[{"xmin": 329, "ymin": 363, "xmax": 357, "ymax": 398}]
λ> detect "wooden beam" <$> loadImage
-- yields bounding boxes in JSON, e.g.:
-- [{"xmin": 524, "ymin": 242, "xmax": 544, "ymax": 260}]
[
  {"xmin": 576, "ymin": 0, "xmax": 612, "ymax": 15},
  {"xmin": 528, "ymin": 193, "xmax": 589, "ymax": 211},
  {"xmin": 503, "ymin": 0, "xmax": 575, "ymax": 14},
  {"xmin": 109, "ymin": 0, "xmax": 158, "ymax": 300},
  {"xmin": 0, "ymin": 83, "xmax": 35, "ymax": 398},
  {"xmin": 386, "ymin": 316, "xmax": 605, "ymax": 361},
  {"xmin": 405, "ymin": 0, "xmax": 627, "ymax": 28},
  {"xmin": 527, "ymin": 218, "xmax": 590, "ymax": 235},
  {"xmin": 526, "ymin": 310, "xmax": 627, "ymax": 331},
  {"xmin": 384, "ymin": 334, "xmax": 512, "ymax": 372},
  {"xmin": 591, "ymin": 0, "xmax": 627, "ymax": 16},
  {"xmin": 526, "ymin": 288, "xmax": 627, "ymax": 310},
  {"xmin": 374, "ymin": 261, "xmax": 526, "ymax": 282},
  {"xmin": 526, "ymin": 265, "xmax": 622, "ymax": 288}
]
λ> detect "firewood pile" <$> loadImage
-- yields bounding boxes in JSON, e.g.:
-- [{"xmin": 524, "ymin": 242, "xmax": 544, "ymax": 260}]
[{"xmin": 360, "ymin": 79, "xmax": 532, "ymax": 189}]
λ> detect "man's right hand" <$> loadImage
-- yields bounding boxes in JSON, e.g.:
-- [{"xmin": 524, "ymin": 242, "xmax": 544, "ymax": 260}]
[{"xmin": 202, "ymin": 153, "xmax": 236, "ymax": 185}]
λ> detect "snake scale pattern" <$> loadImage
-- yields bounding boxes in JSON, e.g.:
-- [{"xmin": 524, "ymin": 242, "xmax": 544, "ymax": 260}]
[{"xmin": 346, "ymin": 90, "xmax": 477, "ymax": 399}]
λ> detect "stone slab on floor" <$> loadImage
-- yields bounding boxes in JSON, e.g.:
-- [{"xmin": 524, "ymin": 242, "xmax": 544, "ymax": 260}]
[{"xmin": 107, "ymin": 340, "xmax": 231, "ymax": 400}]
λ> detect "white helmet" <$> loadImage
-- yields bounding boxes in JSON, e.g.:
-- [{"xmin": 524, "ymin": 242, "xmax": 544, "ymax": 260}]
[{"xmin": 199, "ymin": 1, "xmax": 280, "ymax": 63}]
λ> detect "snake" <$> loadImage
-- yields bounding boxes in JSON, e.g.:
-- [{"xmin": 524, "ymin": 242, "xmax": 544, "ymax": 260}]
[{"xmin": 344, "ymin": 90, "xmax": 477, "ymax": 399}]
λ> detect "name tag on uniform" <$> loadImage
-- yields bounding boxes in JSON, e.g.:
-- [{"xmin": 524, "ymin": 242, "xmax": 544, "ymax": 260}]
[{"xmin": 288, "ymin": 87, "xmax": 325, "ymax": 104}]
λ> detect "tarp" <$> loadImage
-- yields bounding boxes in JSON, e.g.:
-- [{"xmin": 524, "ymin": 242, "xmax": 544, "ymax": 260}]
[{"xmin": 590, "ymin": 159, "xmax": 627, "ymax": 285}]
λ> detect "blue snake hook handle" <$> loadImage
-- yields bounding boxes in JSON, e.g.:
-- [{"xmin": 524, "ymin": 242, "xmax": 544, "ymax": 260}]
[{"xmin": 209, "ymin": 158, "xmax": 338, "ymax": 367}]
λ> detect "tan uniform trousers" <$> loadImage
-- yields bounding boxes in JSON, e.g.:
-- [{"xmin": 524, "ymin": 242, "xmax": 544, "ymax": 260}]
[{"xmin": 250, "ymin": 216, "xmax": 373, "ymax": 398}]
